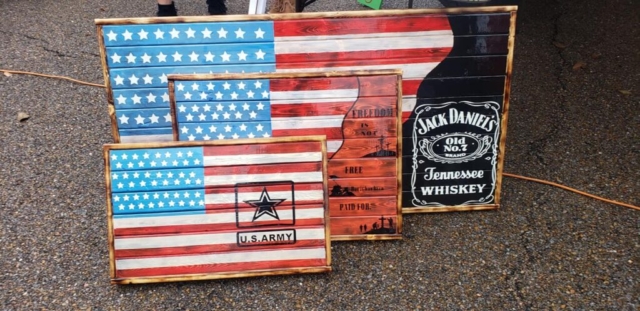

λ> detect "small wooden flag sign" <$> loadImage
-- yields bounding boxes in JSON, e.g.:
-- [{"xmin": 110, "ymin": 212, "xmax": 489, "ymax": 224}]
[
  {"xmin": 167, "ymin": 71, "xmax": 403, "ymax": 241},
  {"xmin": 103, "ymin": 137, "xmax": 331, "ymax": 284}
]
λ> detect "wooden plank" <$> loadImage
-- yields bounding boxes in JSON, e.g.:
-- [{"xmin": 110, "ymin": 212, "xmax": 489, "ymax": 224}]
[
  {"xmin": 113, "ymin": 266, "xmax": 332, "ymax": 285},
  {"xmin": 328, "ymin": 177, "xmax": 398, "ymax": 197},
  {"xmin": 103, "ymin": 136, "xmax": 331, "ymax": 284},
  {"xmin": 328, "ymin": 158, "xmax": 397, "ymax": 179},
  {"xmin": 447, "ymin": 13, "xmax": 511, "ymax": 35},
  {"xmin": 447, "ymin": 35, "xmax": 510, "ymax": 56},
  {"xmin": 329, "ymin": 216, "xmax": 399, "ymax": 237},
  {"xmin": 495, "ymin": 11, "xmax": 518, "ymax": 206},
  {"xmin": 329, "ymin": 196, "xmax": 398, "ymax": 217},
  {"xmin": 329, "ymin": 137, "xmax": 397, "ymax": 159},
  {"xmin": 114, "ymin": 225, "xmax": 326, "ymax": 258},
  {"xmin": 415, "ymin": 76, "xmax": 506, "ymax": 98}
]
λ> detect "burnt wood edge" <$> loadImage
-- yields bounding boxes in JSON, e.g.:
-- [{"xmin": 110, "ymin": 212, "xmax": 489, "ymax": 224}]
[
  {"xmin": 321, "ymin": 140, "xmax": 332, "ymax": 265},
  {"xmin": 102, "ymin": 145, "xmax": 117, "ymax": 279},
  {"xmin": 167, "ymin": 69, "xmax": 403, "ymax": 82},
  {"xmin": 168, "ymin": 81, "xmax": 179, "ymax": 141},
  {"xmin": 332, "ymin": 234, "xmax": 402, "ymax": 241},
  {"xmin": 95, "ymin": 6, "xmax": 518, "ymax": 25},
  {"xmin": 103, "ymin": 135, "xmax": 327, "ymax": 150},
  {"xmin": 402, "ymin": 204, "xmax": 499, "ymax": 214},
  {"xmin": 111, "ymin": 266, "xmax": 332, "ymax": 285},
  {"xmin": 395, "ymin": 75, "xmax": 404, "ymax": 236},
  {"xmin": 494, "ymin": 10, "xmax": 517, "ymax": 206},
  {"xmin": 96, "ymin": 25, "xmax": 120, "ymax": 143}
]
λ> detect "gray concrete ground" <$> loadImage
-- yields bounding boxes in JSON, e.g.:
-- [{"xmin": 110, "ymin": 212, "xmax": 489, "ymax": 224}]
[{"xmin": 0, "ymin": 0, "xmax": 638, "ymax": 310}]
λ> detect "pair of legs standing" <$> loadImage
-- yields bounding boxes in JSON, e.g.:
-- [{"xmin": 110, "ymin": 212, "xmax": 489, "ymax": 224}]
[{"xmin": 157, "ymin": 0, "xmax": 227, "ymax": 16}]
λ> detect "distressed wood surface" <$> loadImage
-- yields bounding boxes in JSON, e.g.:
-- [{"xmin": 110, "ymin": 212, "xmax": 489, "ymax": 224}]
[
  {"xmin": 169, "ymin": 71, "xmax": 403, "ymax": 241},
  {"xmin": 103, "ymin": 136, "xmax": 331, "ymax": 284},
  {"xmin": 96, "ymin": 7, "xmax": 516, "ymax": 215}
]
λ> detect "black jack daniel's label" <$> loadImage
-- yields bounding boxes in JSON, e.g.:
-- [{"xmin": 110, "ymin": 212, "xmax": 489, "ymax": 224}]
[{"xmin": 410, "ymin": 101, "xmax": 501, "ymax": 207}]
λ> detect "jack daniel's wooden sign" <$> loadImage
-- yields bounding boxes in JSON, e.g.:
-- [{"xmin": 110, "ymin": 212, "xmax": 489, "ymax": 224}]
[{"xmin": 406, "ymin": 101, "xmax": 502, "ymax": 211}]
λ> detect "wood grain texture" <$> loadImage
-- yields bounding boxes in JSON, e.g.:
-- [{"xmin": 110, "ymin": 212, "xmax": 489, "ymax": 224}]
[
  {"xmin": 328, "ymin": 177, "xmax": 398, "ymax": 197},
  {"xmin": 329, "ymin": 197, "xmax": 398, "ymax": 217},
  {"xmin": 330, "ymin": 216, "xmax": 400, "ymax": 237},
  {"xmin": 494, "ymin": 10, "xmax": 518, "ymax": 206},
  {"xmin": 328, "ymin": 158, "xmax": 397, "ymax": 179},
  {"xmin": 112, "ymin": 266, "xmax": 332, "ymax": 284}
]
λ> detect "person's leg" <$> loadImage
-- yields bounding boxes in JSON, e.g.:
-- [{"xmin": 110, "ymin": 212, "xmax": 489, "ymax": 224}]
[
  {"xmin": 207, "ymin": 0, "xmax": 227, "ymax": 15},
  {"xmin": 157, "ymin": 0, "xmax": 178, "ymax": 16}
]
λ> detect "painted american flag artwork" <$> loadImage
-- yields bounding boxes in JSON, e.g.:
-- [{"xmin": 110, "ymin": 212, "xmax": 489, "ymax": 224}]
[
  {"xmin": 97, "ymin": 8, "xmax": 516, "ymax": 213},
  {"xmin": 97, "ymin": 12, "xmax": 453, "ymax": 143},
  {"xmin": 169, "ymin": 71, "xmax": 403, "ymax": 240},
  {"xmin": 103, "ymin": 137, "xmax": 331, "ymax": 284}
]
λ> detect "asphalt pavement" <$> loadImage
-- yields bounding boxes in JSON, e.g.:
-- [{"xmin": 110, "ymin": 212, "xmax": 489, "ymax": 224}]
[{"xmin": 0, "ymin": 0, "xmax": 638, "ymax": 310}]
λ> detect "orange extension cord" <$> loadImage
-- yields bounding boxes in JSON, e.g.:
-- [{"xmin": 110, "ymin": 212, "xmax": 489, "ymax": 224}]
[{"xmin": 1, "ymin": 68, "xmax": 638, "ymax": 212}]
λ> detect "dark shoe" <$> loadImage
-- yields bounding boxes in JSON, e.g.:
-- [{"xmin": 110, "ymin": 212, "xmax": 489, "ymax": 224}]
[
  {"xmin": 157, "ymin": 2, "xmax": 178, "ymax": 16},
  {"xmin": 207, "ymin": 0, "xmax": 227, "ymax": 15}
]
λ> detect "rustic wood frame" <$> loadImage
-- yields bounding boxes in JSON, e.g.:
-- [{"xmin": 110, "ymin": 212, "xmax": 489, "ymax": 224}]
[
  {"xmin": 166, "ymin": 70, "xmax": 403, "ymax": 241},
  {"xmin": 103, "ymin": 136, "xmax": 331, "ymax": 284}
]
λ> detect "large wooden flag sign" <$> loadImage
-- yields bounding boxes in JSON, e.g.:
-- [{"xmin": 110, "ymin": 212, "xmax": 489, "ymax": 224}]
[
  {"xmin": 103, "ymin": 137, "xmax": 331, "ymax": 284},
  {"xmin": 96, "ymin": 6, "xmax": 517, "ymax": 213},
  {"xmin": 168, "ymin": 71, "xmax": 403, "ymax": 241}
]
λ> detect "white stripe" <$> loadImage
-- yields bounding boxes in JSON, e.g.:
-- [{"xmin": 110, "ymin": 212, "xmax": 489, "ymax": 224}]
[
  {"xmin": 206, "ymin": 189, "xmax": 323, "ymax": 205},
  {"xmin": 327, "ymin": 140, "xmax": 342, "ymax": 153},
  {"xmin": 113, "ymin": 207, "xmax": 325, "ymax": 229},
  {"xmin": 205, "ymin": 171, "xmax": 323, "ymax": 186},
  {"xmin": 270, "ymin": 89, "xmax": 359, "ymax": 101},
  {"xmin": 120, "ymin": 134, "xmax": 173, "ymax": 143},
  {"xmin": 402, "ymin": 97, "xmax": 417, "ymax": 114},
  {"xmin": 276, "ymin": 62, "xmax": 439, "ymax": 80},
  {"xmin": 275, "ymin": 32, "xmax": 453, "ymax": 54},
  {"xmin": 271, "ymin": 97, "xmax": 357, "ymax": 105},
  {"xmin": 203, "ymin": 152, "xmax": 322, "ymax": 166},
  {"xmin": 275, "ymin": 29, "xmax": 453, "ymax": 43},
  {"xmin": 115, "ymin": 227, "xmax": 326, "ymax": 250},
  {"xmin": 116, "ymin": 247, "xmax": 327, "ymax": 270},
  {"xmin": 272, "ymin": 116, "xmax": 344, "ymax": 129}
]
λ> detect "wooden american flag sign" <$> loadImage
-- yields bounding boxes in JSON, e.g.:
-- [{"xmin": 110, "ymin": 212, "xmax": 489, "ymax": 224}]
[
  {"xmin": 96, "ymin": 7, "xmax": 517, "ymax": 213},
  {"xmin": 103, "ymin": 137, "xmax": 331, "ymax": 284},
  {"xmin": 95, "ymin": 10, "xmax": 454, "ymax": 143},
  {"xmin": 168, "ymin": 71, "xmax": 403, "ymax": 241}
]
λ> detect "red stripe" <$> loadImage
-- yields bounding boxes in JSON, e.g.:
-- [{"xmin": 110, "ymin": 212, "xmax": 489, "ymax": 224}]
[
  {"xmin": 402, "ymin": 79, "xmax": 422, "ymax": 96},
  {"xmin": 113, "ymin": 217, "xmax": 324, "ymax": 236},
  {"xmin": 272, "ymin": 127, "xmax": 343, "ymax": 140},
  {"xmin": 274, "ymin": 16, "xmax": 451, "ymax": 37},
  {"xmin": 117, "ymin": 257, "xmax": 328, "ymax": 278},
  {"xmin": 275, "ymin": 48, "xmax": 451, "ymax": 66},
  {"xmin": 271, "ymin": 102, "xmax": 355, "ymax": 118},
  {"xmin": 204, "ymin": 161, "xmax": 321, "ymax": 176},
  {"xmin": 115, "ymin": 239, "xmax": 326, "ymax": 258},
  {"xmin": 402, "ymin": 111, "xmax": 412, "ymax": 122},
  {"xmin": 203, "ymin": 141, "xmax": 322, "ymax": 156},
  {"xmin": 270, "ymin": 77, "xmax": 358, "ymax": 92}
]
